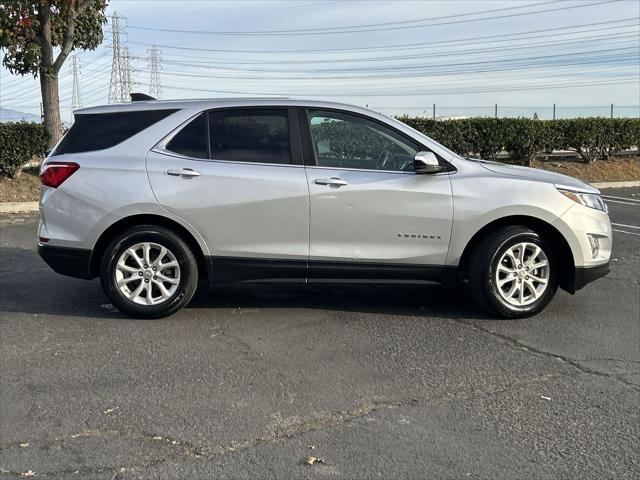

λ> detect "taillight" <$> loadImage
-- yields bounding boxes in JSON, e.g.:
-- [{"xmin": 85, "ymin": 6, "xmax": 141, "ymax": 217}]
[{"xmin": 40, "ymin": 162, "xmax": 79, "ymax": 188}]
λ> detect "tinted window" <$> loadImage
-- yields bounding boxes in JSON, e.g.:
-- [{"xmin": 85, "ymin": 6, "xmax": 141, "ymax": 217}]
[
  {"xmin": 54, "ymin": 109, "xmax": 177, "ymax": 155},
  {"xmin": 166, "ymin": 113, "xmax": 209, "ymax": 158},
  {"xmin": 307, "ymin": 110, "xmax": 419, "ymax": 171},
  {"xmin": 209, "ymin": 109, "xmax": 291, "ymax": 164}
]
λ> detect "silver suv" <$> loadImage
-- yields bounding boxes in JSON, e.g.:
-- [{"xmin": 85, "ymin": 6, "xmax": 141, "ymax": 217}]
[{"xmin": 38, "ymin": 98, "xmax": 611, "ymax": 319}]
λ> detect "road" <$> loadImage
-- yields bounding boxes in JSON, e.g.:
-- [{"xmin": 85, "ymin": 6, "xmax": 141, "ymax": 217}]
[{"xmin": 0, "ymin": 187, "xmax": 638, "ymax": 479}]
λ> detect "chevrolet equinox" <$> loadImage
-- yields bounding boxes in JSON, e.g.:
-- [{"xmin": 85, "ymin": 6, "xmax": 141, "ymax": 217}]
[{"xmin": 38, "ymin": 98, "xmax": 611, "ymax": 318}]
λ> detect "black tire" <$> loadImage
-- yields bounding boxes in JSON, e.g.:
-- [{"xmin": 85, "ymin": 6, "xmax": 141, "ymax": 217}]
[
  {"xmin": 100, "ymin": 225, "xmax": 198, "ymax": 319},
  {"xmin": 468, "ymin": 226, "xmax": 558, "ymax": 319}
]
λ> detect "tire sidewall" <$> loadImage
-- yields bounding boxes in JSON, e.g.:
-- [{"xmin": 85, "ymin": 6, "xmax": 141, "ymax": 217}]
[
  {"xmin": 486, "ymin": 231, "xmax": 558, "ymax": 317},
  {"xmin": 100, "ymin": 228, "xmax": 197, "ymax": 318}
]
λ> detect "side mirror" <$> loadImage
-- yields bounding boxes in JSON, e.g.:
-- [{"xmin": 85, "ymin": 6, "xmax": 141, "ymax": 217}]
[{"xmin": 413, "ymin": 151, "xmax": 444, "ymax": 174}]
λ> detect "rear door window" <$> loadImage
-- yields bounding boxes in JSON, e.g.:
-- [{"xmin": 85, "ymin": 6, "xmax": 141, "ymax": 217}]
[
  {"xmin": 209, "ymin": 109, "xmax": 291, "ymax": 164},
  {"xmin": 53, "ymin": 109, "xmax": 177, "ymax": 155},
  {"xmin": 165, "ymin": 113, "xmax": 209, "ymax": 159}
]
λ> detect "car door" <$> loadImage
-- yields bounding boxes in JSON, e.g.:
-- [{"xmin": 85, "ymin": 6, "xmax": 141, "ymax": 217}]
[
  {"xmin": 301, "ymin": 108, "xmax": 454, "ymax": 281},
  {"xmin": 146, "ymin": 106, "xmax": 309, "ymax": 281}
]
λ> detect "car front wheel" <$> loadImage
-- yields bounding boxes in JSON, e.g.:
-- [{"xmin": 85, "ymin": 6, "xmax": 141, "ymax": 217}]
[
  {"xmin": 469, "ymin": 226, "xmax": 558, "ymax": 318},
  {"xmin": 100, "ymin": 225, "xmax": 198, "ymax": 318}
]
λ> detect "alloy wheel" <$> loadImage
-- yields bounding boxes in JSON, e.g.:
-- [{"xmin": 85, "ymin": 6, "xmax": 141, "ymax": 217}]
[
  {"xmin": 114, "ymin": 242, "xmax": 181, "ymax": 305},
  {"xmin": 494, "ymin": 242, "xmax": 550, "ymax": 308}
]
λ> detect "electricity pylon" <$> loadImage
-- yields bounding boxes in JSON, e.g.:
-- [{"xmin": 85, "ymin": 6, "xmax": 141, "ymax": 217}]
[
  {"xmin": 108, "ymin": 12, "xmax": 131, "ymax": 103},
  {"xmin": 148, "ymin": 47, "xmax": 162, "ymax": 99},
  {"xmin": 71, "ymin": 55, "xmax": 82, "ymax": 110}
]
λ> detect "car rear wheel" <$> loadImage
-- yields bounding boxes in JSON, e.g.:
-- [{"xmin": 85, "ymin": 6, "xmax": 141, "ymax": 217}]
[
  {"xmin": 468, "ymin": 226, "xmax": 558, "ymax": 318},
  {"xmin": 100, "ymin": 225, "xmax": 198, "ymax": 318}
]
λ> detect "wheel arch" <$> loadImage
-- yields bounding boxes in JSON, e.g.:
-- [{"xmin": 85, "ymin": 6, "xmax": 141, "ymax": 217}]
[
  {"xmin": 89, "ymin": 214, "xmax": 212, "ymax": 282},
  {"xmin": 457, "ymin": 215, "xmax": 576, "ymax": 293}
]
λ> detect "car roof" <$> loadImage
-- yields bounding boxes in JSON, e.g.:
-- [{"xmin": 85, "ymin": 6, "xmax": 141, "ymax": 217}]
[{"xmin": 74, "ymin": 97, "xmax": 374, "ymax": 115}]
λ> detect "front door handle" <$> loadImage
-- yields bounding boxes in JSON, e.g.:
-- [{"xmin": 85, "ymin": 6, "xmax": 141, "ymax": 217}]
[
  {"xmin": 314, "ymin": 177, "xmax": 348, "ymax": 187},
  {"xmin": 167, "ymin": 168, "xmax": 201, "ymax": 178}
]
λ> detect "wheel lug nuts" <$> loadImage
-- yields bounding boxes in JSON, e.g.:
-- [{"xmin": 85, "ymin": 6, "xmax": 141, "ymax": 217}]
[
  {"xmin": 138, "ymin": 272, "xmax": 143, "ymax": 277},
  {"xmin": 152, "ymin": 267, "xmax": 157, "ymax": 271},
  {"xmin": 144, "ymin": 279, "xmax": 149, "ymax": 283},
  {"xmin": 525, "ymin": 276, "xmax": 529, "ymax": 280},
  {"xmin": 153, "ymin": 275, "xmax": 157, "ymax": 280},
  {"xmin": 144, "ymin": 264, "xmax": 148, "ymax": 268}
]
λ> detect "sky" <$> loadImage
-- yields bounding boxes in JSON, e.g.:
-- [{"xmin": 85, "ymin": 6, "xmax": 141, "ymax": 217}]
[{"xmin": 1, "ymin": 0, "xmax": 639, "ymax": 122}]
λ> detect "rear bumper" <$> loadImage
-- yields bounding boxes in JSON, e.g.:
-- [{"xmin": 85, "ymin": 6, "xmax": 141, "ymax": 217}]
[
  {"xmin": 572, "ymin": 262, "xmax": 610, "ymax": 292},
  {"xmin": 38, "ymin": 244, "xmax": 94, "ymax": 279}
]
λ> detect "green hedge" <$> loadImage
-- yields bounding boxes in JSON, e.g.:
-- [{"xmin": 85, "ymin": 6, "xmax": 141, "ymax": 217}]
[
  {"xmin": 0, "ymin": 118, "xmax": 637, "ymax": 178},
  {"xmin": 397, "ymin": 117, "xmax": 640, "ymax": 166},
  {"xmin": 0, "ymin": 122, "xmax": 49, "ymax": 178}
]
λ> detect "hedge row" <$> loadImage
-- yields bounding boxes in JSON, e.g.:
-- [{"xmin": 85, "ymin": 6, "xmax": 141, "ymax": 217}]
[
  {"xmin": 0, "ymin": 118, "xmax": 638, "ymax": 178},
  {"xmin": 397, "ymin": 117, "xmax": 640, "ymax": 165},
  {"xmin": 0, "ymin": 122, "xmax": 49, "ymax": 178}
]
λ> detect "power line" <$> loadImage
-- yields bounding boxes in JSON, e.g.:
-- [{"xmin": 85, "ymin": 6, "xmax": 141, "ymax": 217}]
[
  {"xmin": 134, "ymin": 55, "xmax": 637, "ymax": 86},
  {"xmin": 126, "ymin": 17, "xmax": 638, "ymax": 54},
  {"xmin": 138, "ymin": 46, "xmax": 639, "ymax": 78},
  {"xmin": 145, "ymin": 78, "xmax": 639, "ymax": 98},
  {"xmin": 159, "ymin": 32, "xmax": 639, "ymax": 67},
  {"xmin": 127, "ymin": 0, "xmax": 619, "ymax": 36},
  {"xmin": 141, "ymin": 0, "xmax": 565, "ymax": 34}
]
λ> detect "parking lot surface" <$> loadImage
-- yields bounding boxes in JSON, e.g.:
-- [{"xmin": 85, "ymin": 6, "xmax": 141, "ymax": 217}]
[{"xmin": 1, "ymin": 187, "xmax": 638, "ymax": 479}]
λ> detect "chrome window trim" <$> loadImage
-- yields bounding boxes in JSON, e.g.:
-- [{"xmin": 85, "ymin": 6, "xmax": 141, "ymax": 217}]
[
  {"xmin": 151, "ymin": 147, "xmax": 305, "ymax": 169},
  {"xmin": 304, "ymin": 165, "xmax": 455, "ymax": 176},
  {"xmin": 305, "ymin": 164, "xmax": 414, "ymax": 176},
  {"xmin": 152, "ymin": 148, "xmax": 456, "ymax": 174}
]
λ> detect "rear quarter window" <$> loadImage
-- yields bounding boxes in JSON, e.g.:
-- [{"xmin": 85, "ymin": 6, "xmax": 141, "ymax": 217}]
[{"xmin": 53, "ymin": 109, "xmax": 178, "ymax": 155}]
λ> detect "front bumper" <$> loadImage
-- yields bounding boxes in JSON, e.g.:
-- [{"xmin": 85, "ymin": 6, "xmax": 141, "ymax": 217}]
[
  {"xmin": 38, "ymin": 244, "xmax": 94, "ymax": 279},
  {"xmin": 572, "ymin": 261, "xmax": 610, "ymax": 292}
]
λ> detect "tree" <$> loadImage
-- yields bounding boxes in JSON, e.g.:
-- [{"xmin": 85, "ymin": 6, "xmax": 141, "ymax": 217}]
[{"xmin": 1, "ymin": 1, "xmax": 107, "ymax": 147}]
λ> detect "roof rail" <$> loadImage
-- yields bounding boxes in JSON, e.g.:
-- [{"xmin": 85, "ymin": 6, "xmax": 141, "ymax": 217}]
[{"xmin": 130, "ymin": 93, "xmax": 156, "ymax": 102}]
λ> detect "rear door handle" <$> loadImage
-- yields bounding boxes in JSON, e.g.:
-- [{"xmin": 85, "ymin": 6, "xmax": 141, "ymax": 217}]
[
  {"xmin": 167, "ymin": 168, "xmax": 201, "ymax": 178},
  {"xmin": 314, "ymin": 177, "xmax": 348, "ymax": 187}
]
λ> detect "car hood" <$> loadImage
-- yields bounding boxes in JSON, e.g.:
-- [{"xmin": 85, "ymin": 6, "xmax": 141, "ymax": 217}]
[{"xmin": 477, "ymin": 160, "xmax": 599, "ymax": 194}]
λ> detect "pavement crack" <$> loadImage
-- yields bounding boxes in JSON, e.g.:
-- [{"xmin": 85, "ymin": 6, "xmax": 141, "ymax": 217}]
[
  {"xmin": 455, "ymin": 320, "xmax": 640, "ymax": 392},
  {"xmin": 0, "ymin": 373, "xmax": 561, "ymax": 477}
]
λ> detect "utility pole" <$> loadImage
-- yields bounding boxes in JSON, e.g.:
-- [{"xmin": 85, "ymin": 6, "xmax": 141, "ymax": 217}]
[
  {"xmin": 71, "ymin": 55, "xmax": 82, "ymax": 111},
  {"xmin": 148, "ymin": 46, "xmax": 162, "ymax": 99},
  {"xmin": 108, "ymin": 12, "xmax": 130, "ymax": 103}
]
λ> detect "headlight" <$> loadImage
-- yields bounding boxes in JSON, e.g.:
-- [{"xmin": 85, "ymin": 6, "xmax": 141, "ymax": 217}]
[{"xmin": 557, "ymin": 189, "xmax": 607, "ymax": 213}]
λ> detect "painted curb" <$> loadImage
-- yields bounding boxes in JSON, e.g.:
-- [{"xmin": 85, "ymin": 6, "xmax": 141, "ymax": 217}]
[
  {"xmin": 0, "ymin": 202, "xmax": 39, "ymax": 214},
  {"xmin": 592, "ymin": 181, "xmax": 640, "ymax": 189}
]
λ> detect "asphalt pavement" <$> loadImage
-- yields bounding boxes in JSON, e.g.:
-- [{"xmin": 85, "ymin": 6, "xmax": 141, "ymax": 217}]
[{"xmin": 0, "ymin": 187, "xmax": 638, "ymax": 479}]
